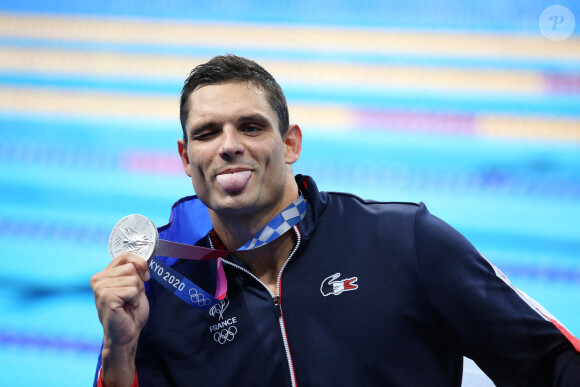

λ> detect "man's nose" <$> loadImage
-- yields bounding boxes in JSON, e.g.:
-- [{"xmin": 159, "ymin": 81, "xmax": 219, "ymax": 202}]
[{"xmin": 220, "ymin": 127, "xmax": 244, "ymax": 160}]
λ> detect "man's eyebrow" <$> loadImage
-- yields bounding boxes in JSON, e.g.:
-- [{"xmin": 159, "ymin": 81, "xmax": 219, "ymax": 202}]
[{"xmin": 236, "ymin": 113, "xmax": 271, "ymax": 126}]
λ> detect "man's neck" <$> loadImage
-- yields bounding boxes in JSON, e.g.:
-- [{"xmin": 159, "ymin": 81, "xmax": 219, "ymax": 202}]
[
  {"xmin": 208, "ymin": 180, "xmax": 300, "ymax": 296},
  {"xmin": 210, "ymin": 209, "xmax": 274, "ymax": 251},
  {"xmin": 235, "ymin": 229, "xmax": 297, "ymax": 296},
  {"xmin": 210, "ymin": 219, "xmax": 298, "ymax": 297}
]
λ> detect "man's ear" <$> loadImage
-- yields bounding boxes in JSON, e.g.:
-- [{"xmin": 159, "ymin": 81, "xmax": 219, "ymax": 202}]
[
  {"xmin": 177, "ymin": 139, "xmax": 192, "ymax": 177},
  {"xmin": 284, "ymin": 124, "xmax": 302, "ymax": 165}
]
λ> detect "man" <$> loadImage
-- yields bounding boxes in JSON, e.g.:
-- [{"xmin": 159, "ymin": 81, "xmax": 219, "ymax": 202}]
[{"xmin": 91, "ymin": 55, "xmax": 580, "ymax": 386}]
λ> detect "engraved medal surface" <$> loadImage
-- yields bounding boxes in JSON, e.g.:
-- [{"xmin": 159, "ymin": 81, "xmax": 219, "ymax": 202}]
[{"xmin": 108, "ymin": 214, "xmax": 158, "ymax": 261}]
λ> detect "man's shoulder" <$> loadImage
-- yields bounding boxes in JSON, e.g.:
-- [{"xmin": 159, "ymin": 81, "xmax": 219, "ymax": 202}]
[
  {"xmin": 308, "ymin": 190, "xmax": 427, "ymax": 241},
  {"xmin": 299, "ymin": 176, "xmax": 426, "ymax": 237},
  {"xmin": 325, "ymin": 190, "xmax": 422, "ymax": 216}
]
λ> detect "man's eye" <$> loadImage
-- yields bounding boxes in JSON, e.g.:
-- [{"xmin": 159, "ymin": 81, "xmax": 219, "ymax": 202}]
[
  {"xmin": 191, "ymin": 130, "xmax": 217, "ymax": 141},
  {"xmin": 242, "ymin": 125, "xmax": 261, "ymax": 134}
]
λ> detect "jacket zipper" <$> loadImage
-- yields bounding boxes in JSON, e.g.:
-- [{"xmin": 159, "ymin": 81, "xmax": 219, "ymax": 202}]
[{"xmin": 217, "ymin": 226, "xmax": 301, "ymax": 387}]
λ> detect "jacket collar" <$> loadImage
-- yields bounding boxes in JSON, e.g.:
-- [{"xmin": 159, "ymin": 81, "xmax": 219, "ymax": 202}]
[{"xmin": 295, "ymin": 174, "xmax": 327, "ymax": 242}]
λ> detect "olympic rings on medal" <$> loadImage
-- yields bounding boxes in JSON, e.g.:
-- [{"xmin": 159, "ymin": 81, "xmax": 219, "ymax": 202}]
[
  {"xmin": 214, "ymin": 326, "xmax": 237, "ymax": 344},
  {"xmin": 189, "ymin": 288, "xmax": 212, "ymax": 307}
]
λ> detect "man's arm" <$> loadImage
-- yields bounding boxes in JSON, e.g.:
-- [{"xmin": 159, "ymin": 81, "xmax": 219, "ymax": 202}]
[
  {"xmin": 90, "ymin": 252, "xmax": 150, "ymax": 387},
  {"xmin": 412, "ymin": 204, "xmax": 580, "ymax": 385}
]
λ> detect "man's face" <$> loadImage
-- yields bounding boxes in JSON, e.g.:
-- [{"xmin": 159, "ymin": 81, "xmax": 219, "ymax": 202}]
[{"xmin": 179, "ymin": 81, "xmax": 292, "ymax": 218}]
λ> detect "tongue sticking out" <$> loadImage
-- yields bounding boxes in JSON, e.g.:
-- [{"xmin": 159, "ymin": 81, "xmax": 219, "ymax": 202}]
[{"xmin": 216, "ymin": 170, "xmax": 252, "ymax": 193}]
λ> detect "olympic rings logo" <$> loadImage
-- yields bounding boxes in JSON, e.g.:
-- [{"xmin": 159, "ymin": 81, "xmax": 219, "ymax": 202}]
[
  {"xmin": 213, "ymin": 326, "xmax": 237, "ymax": 344},
  {"xmin": 189, "ymin": 288, "xmax": 211, "ymax": 307}
]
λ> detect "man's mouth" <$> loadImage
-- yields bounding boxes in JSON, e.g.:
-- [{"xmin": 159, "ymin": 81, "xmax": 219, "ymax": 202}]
[{"xmin": 215, "ymin": 169, "xmax": 252, "ymax": 193}]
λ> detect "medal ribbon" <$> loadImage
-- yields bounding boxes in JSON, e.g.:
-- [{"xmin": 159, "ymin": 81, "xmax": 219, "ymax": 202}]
[{"xmin": 149, "ymin": 195, "xmax": 306, "ymax": 310}]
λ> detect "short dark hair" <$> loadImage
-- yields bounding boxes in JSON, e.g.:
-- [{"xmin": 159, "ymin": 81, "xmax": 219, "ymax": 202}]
[{"xmin": 180, "ymin": 55, "xmax": 289, "ymax": 141}]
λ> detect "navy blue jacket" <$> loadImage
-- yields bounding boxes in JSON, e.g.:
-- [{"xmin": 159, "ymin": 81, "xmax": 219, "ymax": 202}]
[{"xmin": 97, "ymin": 175, "xmax": 580, "ymax": 386}]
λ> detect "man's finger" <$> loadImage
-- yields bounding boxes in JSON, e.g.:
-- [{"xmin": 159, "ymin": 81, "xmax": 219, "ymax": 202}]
[{"xmin": 113, "ymin": 252, "xmax": 150, "ymax": 282}]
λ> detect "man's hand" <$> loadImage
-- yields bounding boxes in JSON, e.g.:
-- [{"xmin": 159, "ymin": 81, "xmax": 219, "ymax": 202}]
[{"xmin": 90, "ymin": 252, "xmax": 150, "ymax": 386}]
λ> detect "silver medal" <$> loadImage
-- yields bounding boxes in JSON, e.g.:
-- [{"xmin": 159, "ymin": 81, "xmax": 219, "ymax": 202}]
[{"xmin": 108, "ymin": 214, "xmax": 158, "ymax": 261}]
